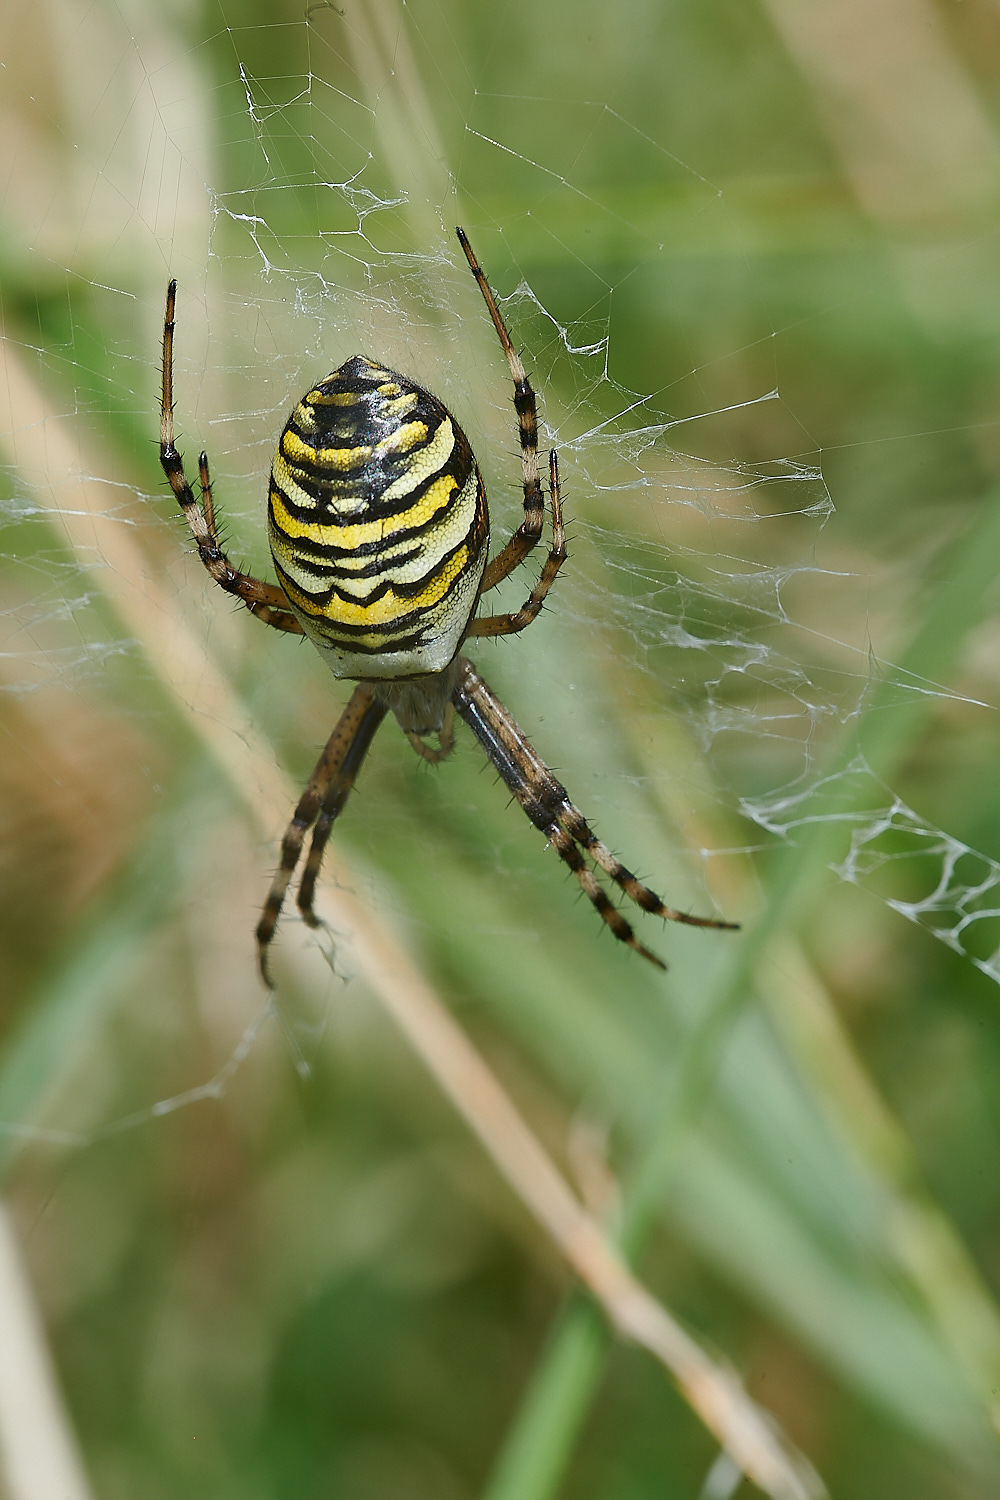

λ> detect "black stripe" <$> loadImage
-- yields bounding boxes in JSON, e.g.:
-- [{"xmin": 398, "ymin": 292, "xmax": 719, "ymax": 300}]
[
  {"xmin": 280, "ymin": 444, "xmax": 373, "ymax": 486},
  {"xmin": 271, "ymin": 451, "xmax": 469, "ymax": 525},
  {"xmin": 269, "ymin": 493, "xmax": 479, "ymax": 565},
  {"xmin": 289, "ymin": 398, "xmax": 441, "ymax": 458},
  {"xmin": 270, "ymin": 482, "xmax": 461, "ymax": 542},
  {"xmin": 305, "ymin": 617, "xmax": 434, "ymax": 655},
  {"xmin": 273, "ymin": 528, "xmax": 477, "ymax": 612},
  {"xmin": 271, "ymin": 529, "xmax": 432, "ymax": 567}
]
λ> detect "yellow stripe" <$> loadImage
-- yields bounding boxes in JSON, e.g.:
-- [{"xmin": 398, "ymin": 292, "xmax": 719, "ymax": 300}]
[
  {"xmin": 380, "ymin": 417, "xmax": 455, "ymax": 502},
  {"xmin": 379, "ymin": 390, "xmax": 419, "ymax": 420},
  {"xmin": 281, "ymin": 417, "xmax": 429, "ymax": 472},
  {"xmin": 280, "ymin": 544, "xmax": 470, "ymax": 626},
  {"xmin": 384, "ymin": 419, "xmax": 429, "ymax": 455},
  {"xmin": 381, "ymin": 392, "xmax": 419, "ymax": 419},
  {"xmin": 271, "ymin": 525, "xmax": 439, "ymax": 582},
  {"xmin": 271, "ymin": 452, "xmax": 372, "ymax": 516},
  {"xmin": 272, "ymin": 471, "xmax": 481, "ymax": 596},
  {"xmin": 301, "ymin": 381, "xmax": 416, "ymax": 414},
  {"xmin": 305, "ymin": 389, "xmax": 362, "ymax": 406},
  {"xmin": 281, "ymin": 429, "xmax": 369, "ymax": 471},
  {"xmin": 270, "ymin": 470, "xmax": 458, "ymax": 549}
]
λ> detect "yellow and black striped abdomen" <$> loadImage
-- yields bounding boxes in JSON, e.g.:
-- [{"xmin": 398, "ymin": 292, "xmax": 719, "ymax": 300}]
[{"xmin": 267, "ymin": 356, "xmax": 489, "ymax": 680}]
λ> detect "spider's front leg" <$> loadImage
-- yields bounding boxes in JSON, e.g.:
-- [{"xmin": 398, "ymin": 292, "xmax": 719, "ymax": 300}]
[
  {"xmin": 452, "ymin": 657, "xmax": 738, "ymax": 967},
  {"xmin": 256, "ymin": 684, "xmax": 387, "ymax": 985},
  {"xmin": 159, "ymin": 280, "xmax": 304, "ymax": 635}
]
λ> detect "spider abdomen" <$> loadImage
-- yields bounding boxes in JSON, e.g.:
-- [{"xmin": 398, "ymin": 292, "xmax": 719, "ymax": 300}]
[{"xmin": 267, "ymin": 355, "xmax": 489, "ymax": 679}]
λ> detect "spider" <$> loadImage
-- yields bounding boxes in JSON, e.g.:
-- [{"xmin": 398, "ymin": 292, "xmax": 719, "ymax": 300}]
[{"xmin": 159, "ymin": 227, "xmax": 738, "ymax": 984}]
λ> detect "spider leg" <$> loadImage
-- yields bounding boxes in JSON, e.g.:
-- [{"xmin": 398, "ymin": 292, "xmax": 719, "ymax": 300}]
[
  {"xmin": 555, "ymin": 800, "xmax": 739, "ymax": 931},
  {"xmin": 466, "ymin": 451, "xmax": 567, "ymax": 640},
  {"xmin": 456, "ymin": 227, "xmax": 545, "ymax": 595},
  {"xmin": 403, "ymin": 702, "xmax": 456, "ymax": 764},
  {"xmin": 160, "ymin": 280, "xmax": 305, "ymax": 635},
  {"xmin": 295, "ymin": 695, "xmax": 388, "ymax": 928},
  {"xmin": 256, "ymin": 684, "xmax": 386, "ymax": 985},
  {"xmin": 452, "ymin": 657, "xmax": 737, "ymax": 966},
  {"xmin": 544, "ymin": 823, "xmax": 667, "ymax": 968}
]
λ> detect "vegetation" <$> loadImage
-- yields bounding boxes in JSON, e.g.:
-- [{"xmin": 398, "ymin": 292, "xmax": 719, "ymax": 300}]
[{"xmin": 3, "ymin": 0, "xmax": 1000, "ymax": 1495}]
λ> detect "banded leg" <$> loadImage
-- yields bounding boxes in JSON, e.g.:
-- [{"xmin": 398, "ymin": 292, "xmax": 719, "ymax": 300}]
[
  {"xmin": 456, "ymin": 227, "xmax": 545, "ymax": 594},
  {"xmin": 295, "ymin": 696, "xmax": 389, "ymax": 926},
  {"xmin": 256, "ymin": 684, "xmax": 386, "ymax": 984},
  {"xmin": 452, "ymin": 657, "xmax": 738, "ymax": 968},
  {"xmin": 160, "ymin": 280, "xmax": 304, "ymax": 634},
  {"xmin": 466, "ymin": 452, "xmax": 567, "ymax": 639},
  {"xmin": 554, "ymin": 799, "xmax": 737, "ymax": 930},
  {"xmin": 545, "ymin": 824, "xmax": 667, "ymax": 968}
]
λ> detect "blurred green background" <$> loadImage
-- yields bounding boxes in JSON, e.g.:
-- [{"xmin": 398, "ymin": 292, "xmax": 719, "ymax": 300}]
[{"xmin": 4, "ymin": 0, "xmax": 1000, "ymax": 1495}]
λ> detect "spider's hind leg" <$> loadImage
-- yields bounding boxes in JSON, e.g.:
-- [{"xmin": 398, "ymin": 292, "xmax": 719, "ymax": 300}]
[
  {"xmin": 466, "ymin": 451, "xmax": 567, "ymax": 642},
  {"xmin": 456, "ymin": 227, "xmax": 545, "ymax": 593},
  {"xmin": 159, "ymin": 280, "xmax": 305, "ymax": 636}
]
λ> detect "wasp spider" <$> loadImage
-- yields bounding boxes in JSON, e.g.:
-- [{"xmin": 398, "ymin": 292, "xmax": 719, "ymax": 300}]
[{"xmin": 159, "ymin": 228, "xmax": 737, "ymax": 983}]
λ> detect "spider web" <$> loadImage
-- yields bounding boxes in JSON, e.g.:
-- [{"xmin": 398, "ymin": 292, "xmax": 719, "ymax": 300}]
[
  {"xmin": 5, "ymin": 1, "xmax": 1000, "ymax": 1491},
  {"xmin": 1, "ymin": 1, "xmax": 991, "ymax": 995},
  {"xmin": 0, "ymin": 0, "xmax": 995, "ymax": 1148}
]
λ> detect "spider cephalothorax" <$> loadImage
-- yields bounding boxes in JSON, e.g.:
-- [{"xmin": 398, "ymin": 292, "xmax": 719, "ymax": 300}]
[{"xmin": 159, "ymin": 227, "xmax": 737, "ymax": 983}]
